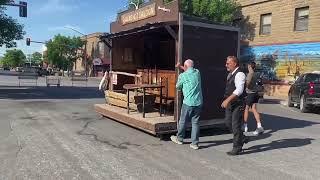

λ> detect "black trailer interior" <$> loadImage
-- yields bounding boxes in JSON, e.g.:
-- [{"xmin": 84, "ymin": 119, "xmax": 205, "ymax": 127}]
[
  {"xmin": 182, "ymin": 18, "xmax": 240, "ymax": 120},
  {"xmin": 107, "ymin": 23, "xmax": 178, "ymax": 72}
]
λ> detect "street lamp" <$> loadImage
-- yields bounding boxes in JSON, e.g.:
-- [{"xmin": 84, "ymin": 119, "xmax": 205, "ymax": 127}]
[{"xmin": 64, "ymin": 26, "xmax": 88, "ymax": 77}]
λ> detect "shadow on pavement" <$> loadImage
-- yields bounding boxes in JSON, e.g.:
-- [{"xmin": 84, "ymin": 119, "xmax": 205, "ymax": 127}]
[
  {"xmin": 242, "ymin": 138, "xmax": 315, "ymax": 154},
  {"xmin": 199, "ymin": 139, "xmax": 233, "ymax": 149},
  {"xmin": 260, "ymin": 113, "xmax": 320, "ymax": 133},
  {"xmin": 258, "ymin": 98, "xmax": 282, "ymax": 104},
  {"xmin": 0, "ymin": 86, "xmax": 103, "ymax": 99},
  {"xmin": 197, "ymin": 113, "xmax": 318, "ymax": 150}
]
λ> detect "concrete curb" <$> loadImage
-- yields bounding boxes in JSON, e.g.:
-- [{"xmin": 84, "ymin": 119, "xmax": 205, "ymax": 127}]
[
  {"xmin": 261, "ymin": 95, "xmax": 288, "ymax": 106},
  {"xmin": 280, "ymin": 100, "xmax": 288, "ymax": 106}
]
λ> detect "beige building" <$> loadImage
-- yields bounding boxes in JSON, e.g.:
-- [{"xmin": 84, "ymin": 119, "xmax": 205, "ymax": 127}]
[
  {"xmin": 74, "ymin": 32, "xmax": 110, "ymax": 77},
  {"xmin": 238, "ymin": 0, "xmax": 320, "ymax": 81}
]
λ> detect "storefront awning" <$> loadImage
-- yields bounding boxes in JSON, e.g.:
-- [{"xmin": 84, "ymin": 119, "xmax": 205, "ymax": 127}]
[{"xmin": 100, "ymin": 21, "xmax": 177, "ymax": 40}]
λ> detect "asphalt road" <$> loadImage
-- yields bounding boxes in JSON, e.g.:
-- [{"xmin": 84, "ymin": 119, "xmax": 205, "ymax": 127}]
[{"xmin": 0, "ymin": 78, "xmax": 319, "ymax": 179}]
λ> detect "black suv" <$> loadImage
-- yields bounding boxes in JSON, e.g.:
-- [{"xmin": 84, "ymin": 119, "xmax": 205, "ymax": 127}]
[{"xmin": 288, "ymin": 72, "xmax": 320, "ymax": 112}]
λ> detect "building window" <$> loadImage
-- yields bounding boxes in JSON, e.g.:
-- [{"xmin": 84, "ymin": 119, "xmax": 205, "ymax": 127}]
[
  {"xmin": 260, "ymin": 13, "xmax": 272, "ymax": 35},
  {"xmin": 295, "ymin": 7, "xmax": 309, "ymax": 31}
]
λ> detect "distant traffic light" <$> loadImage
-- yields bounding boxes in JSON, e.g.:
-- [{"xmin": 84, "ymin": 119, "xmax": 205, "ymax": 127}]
[
  {"xmin": 26, "ymin": 38, "xmax": 31, "ymax": 46},
  {"xmin": 19, "ymin": 1, "xmax": 27, "ymax": 17}
]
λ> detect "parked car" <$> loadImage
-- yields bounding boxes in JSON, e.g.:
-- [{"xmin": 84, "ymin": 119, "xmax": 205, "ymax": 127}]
[
  {"xmin": 15, "ymin": 67, "xmax": 23, "ymax": 72},
  {"xmin": 288, "ymin": 72, "xmax": 320, "ymax": 112},
  {"xmin": 22, "ymin": 67, "xmax": 48, "ymax": 76},
  {"xmin": 46, "ymin": 67, "xmax": 56, "ymax": 75},
  {"xmin": 37, "ymin": 68, "xmax": 49, "ymax": 76}
]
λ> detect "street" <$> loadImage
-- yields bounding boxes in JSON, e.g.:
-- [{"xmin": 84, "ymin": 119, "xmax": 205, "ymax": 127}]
[
  {"xmin": 1, "ymin": 0, "xmax": 320, "ymax": 179},
  {"xmin": 0, "ymin": 75, "xmax": 320, "ymax": 180}
]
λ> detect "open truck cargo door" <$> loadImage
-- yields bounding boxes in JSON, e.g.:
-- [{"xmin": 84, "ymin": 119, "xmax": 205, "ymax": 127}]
[{"xmin": 182, "ymin": 16, "xmax": 240, "ymax": 121}]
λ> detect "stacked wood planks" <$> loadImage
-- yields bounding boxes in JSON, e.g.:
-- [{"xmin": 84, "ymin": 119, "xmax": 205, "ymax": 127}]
[{"xmin": 105, "ymin": 90, "xmax": 156, "ymax": 112}]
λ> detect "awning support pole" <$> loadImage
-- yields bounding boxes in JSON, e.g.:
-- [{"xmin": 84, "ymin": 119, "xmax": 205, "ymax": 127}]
[
  {"xmin": 175, "ymin": 12, "xmax": 183, "ymax": 123},
  {"xmin": 165, "ymin": 25, "xmax": 178, "ymax": 40}
]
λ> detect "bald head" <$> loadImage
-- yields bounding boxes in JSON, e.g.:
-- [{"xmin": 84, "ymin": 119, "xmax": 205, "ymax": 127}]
[{"xmin": 184, "ymin": 59, "xmax": 194, "ymax": 69}]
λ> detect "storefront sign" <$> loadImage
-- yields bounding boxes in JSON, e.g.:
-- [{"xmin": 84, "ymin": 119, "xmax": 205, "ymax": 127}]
[{"xmin": 121, "ymin": 3, "xmax": 156, "ymax": 25}]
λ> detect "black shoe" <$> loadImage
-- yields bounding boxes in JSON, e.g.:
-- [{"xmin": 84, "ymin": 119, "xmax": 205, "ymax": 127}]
[
  {"xmin": 226, "ymin": 148, "xmax": 243, "ymax": 156},
  {"xmin": 243, "ymin": 136, "xmax": 250, "ymax": 144}
]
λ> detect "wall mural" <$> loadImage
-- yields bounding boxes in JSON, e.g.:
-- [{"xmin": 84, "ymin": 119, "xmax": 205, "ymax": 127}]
[{"xmin": 241, "ymin": 42, "xmax": 320, "ymax": 83}]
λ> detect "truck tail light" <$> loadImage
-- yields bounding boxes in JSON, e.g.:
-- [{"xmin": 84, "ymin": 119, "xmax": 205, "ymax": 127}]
[{"xmin": 308, "ymin": 82, "xmax": 315, "ymax": 95}]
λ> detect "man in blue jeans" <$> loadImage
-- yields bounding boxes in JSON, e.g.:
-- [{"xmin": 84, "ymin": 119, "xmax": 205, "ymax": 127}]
[{"xmin": 170, "ymin": 59, "xmax": 203, "ymax": 150}]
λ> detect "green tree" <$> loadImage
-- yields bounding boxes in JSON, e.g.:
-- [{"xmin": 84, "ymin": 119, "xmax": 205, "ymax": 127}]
[
  {"xmin": 0, "ymin": 0, "xmax": 25, "ymax": 48},
  {"xmin": 180, "ymin": 0, "xmax": 241, "ymax": 24},
  {"xmin": 46, "ymin": 34, "xmax": 84, "ymax": 70},
  {"xmin": 1, "ymin": 49, "xmax": 26, "ymax": 68},
  {"xmin": 31, "ymin": 52, "xmax": 43, "ymax": 65}
]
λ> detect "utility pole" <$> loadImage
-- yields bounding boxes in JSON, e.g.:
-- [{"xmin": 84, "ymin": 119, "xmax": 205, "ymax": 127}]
[
  {"xmin": 27, "ymin": 54, "xmax": 32, "ymax": 67},
  {"xmin": 4, "ymin": 0, "xmax": 28, "ymax": 17}
]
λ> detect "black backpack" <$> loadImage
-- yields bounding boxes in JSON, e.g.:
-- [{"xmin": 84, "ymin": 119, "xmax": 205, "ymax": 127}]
[{"xmin": 247, "ymin": 72, "xmax": 263, "ymax": 92}]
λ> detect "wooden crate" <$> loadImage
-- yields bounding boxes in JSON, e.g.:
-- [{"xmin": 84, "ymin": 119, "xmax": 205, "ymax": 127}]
[{"xmin": 105, "ymin": 90, "xmax": 156, "ymax": 112}]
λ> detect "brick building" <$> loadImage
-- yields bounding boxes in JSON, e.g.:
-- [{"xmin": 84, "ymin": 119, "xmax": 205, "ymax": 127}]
[
  {"xmin": 238, "ymin": 0, "xmax": 320, "ymax": 82},
  {"xmin": 74, "ymin": 32, "xmax": 110, "ymax": 77}
]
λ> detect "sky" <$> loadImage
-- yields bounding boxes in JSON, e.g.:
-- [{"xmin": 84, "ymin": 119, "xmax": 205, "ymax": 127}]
[{"xmin": 0, "ymin": 0, "xmax": 129, "ymax": 56}]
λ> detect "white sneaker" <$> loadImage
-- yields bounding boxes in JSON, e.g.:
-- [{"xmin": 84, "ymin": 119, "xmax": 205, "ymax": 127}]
[
  {"xmin": 170, "ymin": 136, "xmax": 183, "ymax": 145},
  {"xmin": 190, "ymin": 144, "xmax": 199, "ymax": 150},
  {"xmin": 244, "ymin": 126, "xmax": 248, "ymax": 133},
  {"xmin": 253, "ymin": 127, "xmax": 264, "ymax": 135}
]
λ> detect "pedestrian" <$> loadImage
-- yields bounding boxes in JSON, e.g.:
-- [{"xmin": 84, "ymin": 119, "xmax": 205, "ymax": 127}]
[
  {"xmin": 170, "ymin": 59, "xmax": 203, "ymax": 150},
  {"xmin": 243, "ymin": 62, "xmax": 264, "ymax": 135},
  {"xmin": 221, "ymin": 56, "xmax": 249, "ymax": 156}
]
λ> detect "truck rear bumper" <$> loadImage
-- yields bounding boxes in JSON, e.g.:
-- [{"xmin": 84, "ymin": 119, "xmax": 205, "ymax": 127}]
[{"xmin": 306, "ymin": 98, "xmax": 320, "ymax": 106}]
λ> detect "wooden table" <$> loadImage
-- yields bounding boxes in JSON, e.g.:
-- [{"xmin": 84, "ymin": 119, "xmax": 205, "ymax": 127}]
[{"xmin": 123, "ymin": 84, "xmax": 164, "ymax": 118}]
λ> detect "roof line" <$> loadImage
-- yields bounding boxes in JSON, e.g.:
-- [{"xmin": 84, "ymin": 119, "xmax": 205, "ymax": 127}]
[{"xmin": 240, "ymin": 0, "xmax": 277, "ymax": 8}]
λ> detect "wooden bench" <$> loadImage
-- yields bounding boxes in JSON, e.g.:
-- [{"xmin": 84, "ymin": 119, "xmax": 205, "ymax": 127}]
[
  {"xmin": 18, "ymin": 72, "xmax": 38, "ymax": 87},
  {"xmin": 71, "ymin": 71, "xmax": 88, "ymax": 87},
  {"xmin": 46, "ymin": 76, "xmax": 61, "ymax": 87}
]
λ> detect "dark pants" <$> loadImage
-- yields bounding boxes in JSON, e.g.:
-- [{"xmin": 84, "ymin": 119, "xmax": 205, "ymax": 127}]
[
  {"xmin": 245, "ymin": 92, "xmax": 259, "ymax": 107},
  {"xmin": 177, "ymin": 104, "xmax": 202, "ymax": 145},
  {"xmin": 225, "ymin": 103, "xmax": 244, "ymax": 149}
]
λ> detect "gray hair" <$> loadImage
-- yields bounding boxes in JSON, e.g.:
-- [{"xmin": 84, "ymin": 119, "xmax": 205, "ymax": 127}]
[{"xmin": 184, "ymin": 59, "xmax": 194, "ymax": 68}]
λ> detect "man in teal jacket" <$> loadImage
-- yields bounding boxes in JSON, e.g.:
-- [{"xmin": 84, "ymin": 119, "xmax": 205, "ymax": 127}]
[{"xmin": 170, "ymin": 59, "xmax": 203, "ymax": 150}]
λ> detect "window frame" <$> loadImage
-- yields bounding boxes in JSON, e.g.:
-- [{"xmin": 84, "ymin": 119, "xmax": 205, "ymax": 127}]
[
  {"xmin": 260, "ymin": 13, "xmax": 272, "ymax": 35},
  {"xmin": 294, "ymin": 6, "xmax": 309, "ymax": 32},
  {"xmin": 305, "ymin": 74, "xmax": 320, "ymax": 83}
]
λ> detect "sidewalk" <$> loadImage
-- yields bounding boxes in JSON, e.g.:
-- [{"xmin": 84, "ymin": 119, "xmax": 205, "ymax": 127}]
[
  {"xmin": 0, "ymin": 75, "xmax": 101, "ymax": 88},
  {"xmin": 261, "ymin": 95, "xmax": 288, "ymax": 106}
]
